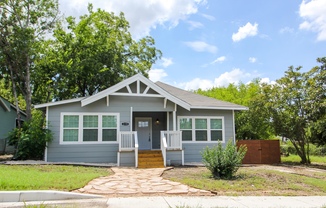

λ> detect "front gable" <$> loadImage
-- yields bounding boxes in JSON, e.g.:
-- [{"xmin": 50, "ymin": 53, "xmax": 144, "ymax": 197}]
[{"xmin": 81, "ymin": 74, "xmax": 191, "ymax": 110}]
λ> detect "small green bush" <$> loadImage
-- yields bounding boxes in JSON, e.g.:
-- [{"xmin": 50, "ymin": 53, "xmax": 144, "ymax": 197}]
[
  {"xmin": 8, "ymin": 109, "xmax": 53, "ymax": 160},
  {"xmin": 201, "ymin": 140, "xmax": 247, "ymax": 179}
]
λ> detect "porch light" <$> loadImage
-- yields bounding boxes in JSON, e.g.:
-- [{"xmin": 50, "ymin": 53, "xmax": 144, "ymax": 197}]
[{"xmin": 155, "ymin": 118, "xmax": 160, "ymax": 125}]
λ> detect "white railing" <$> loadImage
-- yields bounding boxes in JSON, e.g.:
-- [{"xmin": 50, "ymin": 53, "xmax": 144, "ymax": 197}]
[
  {"xmin": 134, "ymin": 133, "xmax": 139, "ymax": 168},
  {"xmin": 161, "ymin": 131, "xmax": 168, "ymax": 167},
  {"xmin": 119, "ymin": 131, "xmax": 138, "ymax": 167},
  {"xmin": 161, "ymin": 131, "xmax": 182, "ymax": 150}
]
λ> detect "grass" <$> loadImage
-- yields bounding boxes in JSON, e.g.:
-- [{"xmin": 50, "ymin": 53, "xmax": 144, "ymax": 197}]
[
  {"xmin": 163, "ymin": 160, "xmax": 326, "ymax": 196},
  {"xmin": 282, "ymin": 154, "xmax": 326, "ymax": 164},
  {"xmin": 0, "ymin": 165, "xmax": 110, "ymax": 191}
]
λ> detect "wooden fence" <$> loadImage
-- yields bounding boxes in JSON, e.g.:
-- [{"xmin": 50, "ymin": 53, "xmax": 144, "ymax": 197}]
[{"xmin": 237, "ymin": 140, "xmax": 280, "ymax": 164}]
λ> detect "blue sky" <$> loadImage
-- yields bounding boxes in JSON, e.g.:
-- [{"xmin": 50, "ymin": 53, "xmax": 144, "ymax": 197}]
[{"xmin": 59, "ymin": 0, "xmax": 326, "ymax": 90}]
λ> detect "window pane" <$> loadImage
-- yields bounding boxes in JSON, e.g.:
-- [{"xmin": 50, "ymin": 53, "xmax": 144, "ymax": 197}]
[
  {"xmin": 83, "ymin": 115, "xmax": 98, "ymax": 128},
  {"xmin": 211, "ymin": 119, "xmax": 222, "ymax": 129},
  {"xmin": 180, "ymin": 118, "xmax": 192, "ymax": 129},
  {"xmin": 195, "ymin": 119, "xmax": 207, "ymax": 129},
  {"xmin": 63, "ymin": 129, "xmax": 78, "ymax": 142},
  {"xmin": 211, "ymin": 130, "xmax": 223, "ymax": 141},
  {"xmin": 182, "ymin": 130, "xmax": 192, "ymax": 141},
  {"xmin": 103, "ymin": 116, "xmax": 117, "ymax": 128},
  {"xmin": 138, "ymin": 121, "xmax": 148, "ymax": 128},
  {"xmin": 196, "ymin": 130, "xmax": 207, "ymax": 141},
  {"xmin": 103, "ymin": 129, "xmax": 117, "ymax": 141},
  {"xmin": 83, "ymin": 129, "xmax": 98, "ymax": 141},
  {"xmin": 63, "ymin": 116, "xmax": 79, "ymax": 128}
]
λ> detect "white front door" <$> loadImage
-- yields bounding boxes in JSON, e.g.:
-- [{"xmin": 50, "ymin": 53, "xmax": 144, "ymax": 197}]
[{"xmin": 135, "ymin": 117, "xmax": 152, "ymax": 150}]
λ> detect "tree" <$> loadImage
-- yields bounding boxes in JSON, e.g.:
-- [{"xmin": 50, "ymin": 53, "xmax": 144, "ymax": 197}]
[
  {"xmin": 196, "ymin": 80, "xmax": 273, "ymax": 140},
  {"xmin": 259, "ymin": 59, "xmax": 325, "ymax": 164},
  {"xmin": 306, "ymin": 57, "xmax": 326, "ymax": 146},
  {"xmin": 0, "ymin": 0, "xmax": 59, "ymax": 119},
  {"xmin": 35, "ymin": 4, "xmax": 162, "ymax": 102}
]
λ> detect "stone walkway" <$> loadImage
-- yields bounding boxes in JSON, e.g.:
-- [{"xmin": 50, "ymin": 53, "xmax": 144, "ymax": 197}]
[{"xmin": 74, "ymin": 167, "xmax": 213, "ymax": 197}]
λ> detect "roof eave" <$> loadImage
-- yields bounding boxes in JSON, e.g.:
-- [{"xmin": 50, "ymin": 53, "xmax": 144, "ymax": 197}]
[{"xmin": 190, "ymin": 106, "xmax": 248, "ymax": 110}]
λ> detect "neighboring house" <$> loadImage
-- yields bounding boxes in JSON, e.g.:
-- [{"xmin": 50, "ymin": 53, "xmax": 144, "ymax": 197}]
[
  {"xmin": 0, "ymin": 96, "xmax": 26, "ymax": 154},
  {"xmin": 35, "ymin": 74, "xmax": 247, "ymax": 167}
]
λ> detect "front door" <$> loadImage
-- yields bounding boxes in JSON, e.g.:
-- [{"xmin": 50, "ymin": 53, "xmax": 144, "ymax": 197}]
[{"xmin": 135, "ymin": 117, "xmax": 152, "ymax": 150}]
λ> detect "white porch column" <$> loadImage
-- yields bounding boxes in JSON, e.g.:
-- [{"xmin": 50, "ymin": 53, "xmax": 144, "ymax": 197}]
[
  {"xmin": 130, "ymin": 107, "xmax": 133, "ymax": 132},
  {"xmin": 173, "ymin": 104, "xmax": 177, "ymax": 131},
  {"xmin": 166, "ymin": 112, "xmax": 170, "ymax": 131}
]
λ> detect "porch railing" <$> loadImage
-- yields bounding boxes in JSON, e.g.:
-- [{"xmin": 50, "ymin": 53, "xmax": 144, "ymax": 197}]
[
  {"xmin": 161, "ymin": 131, "xmax": 168, "ymax": 167},
  {"xmin": 119, "ymin": 131, "xmax": 138, "ymax": 167},
  {"xmin": 161, "ymin": 131, "xmax": 182, "ymax": 150}
]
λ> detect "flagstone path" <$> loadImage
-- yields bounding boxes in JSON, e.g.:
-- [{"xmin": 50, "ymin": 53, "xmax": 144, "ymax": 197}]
[{"xmin": 74, "ymin": 167, "xmax": 213, "ymax": 197}]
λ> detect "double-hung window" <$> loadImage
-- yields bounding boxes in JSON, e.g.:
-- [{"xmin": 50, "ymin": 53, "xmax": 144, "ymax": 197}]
[
  {"xmin": 178, "ymin": 117, "xmax": 224, "ymax": 142},
  {"xmin": 61, "ymin": 113, "xmax": 119, "ymax": 143}
]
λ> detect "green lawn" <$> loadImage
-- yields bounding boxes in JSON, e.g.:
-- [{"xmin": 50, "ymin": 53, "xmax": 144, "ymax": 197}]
[
  {"xmin": 282, "ymin": 155, "xmax": 326, "ymax": 164},
  {"xmin": 0, "ymin": 165, "xmax": 110, "ymax": 191}
]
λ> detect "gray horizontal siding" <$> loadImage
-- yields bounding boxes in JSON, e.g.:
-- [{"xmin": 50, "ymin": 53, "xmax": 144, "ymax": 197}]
[
  {"xmin": 166, "ymin": 150, "xmax": 182, "ymax": 165},
  {"xmin": 183, "ymin": 143, "xmax": 223, "ymax": 163},
  {"xmin": 120, "ymin": 152, "xmax": 135, "ymax": 167}
]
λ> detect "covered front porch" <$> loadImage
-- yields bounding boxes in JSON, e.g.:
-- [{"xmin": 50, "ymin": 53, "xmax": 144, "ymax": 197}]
[{"xmin": 117, "ymin": 130, "xmax": 184, "ymax": 168}]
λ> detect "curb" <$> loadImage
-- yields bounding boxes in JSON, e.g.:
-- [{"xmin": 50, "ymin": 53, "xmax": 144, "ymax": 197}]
[{"xmin": 0, "ymin": 191, "xmax": 103, "ymax": 202}]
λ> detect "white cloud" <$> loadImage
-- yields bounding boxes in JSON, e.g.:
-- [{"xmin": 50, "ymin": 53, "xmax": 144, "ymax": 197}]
[
  {"xmin": 161, "ymin": 57, "xmax": 173, "ymax": 67},
  {"xmin": 59, "ymin": 0, "xmax": 206, "ymax": 38},
  {"xmin": 214, "ymin": 68, "xmax": 251, "ymax": 87},
  {"xmin": 179, "ymin": 78, "xmax": 214, "ymax": 91},
  {"xmin": 249, "ymin": 57, "xmax": 257, "ymax": 63},
  {"xmin": 299, "ymin": 0, "xmax": 326, "ymax": 41},
  {"xmin": 184, "ymin": 41, "xmax": 217, "ymax": 53},
  {"xmin": 232, "ymin": 22, "xmax": 258, "ymax": 42},
  {"xmin": 201, "ymin": 13, "xmax": 216, "ymax": 21},
  {"xmin": 149, "ymin": 69, "xmax": 167, "ymax": 82},
  {"xmin": 211, "ymin": 56, "xmax": 226, "ymax": 64},
  {"xmin": 187, "ymin": 20, "xmax": 204, "ymax": 30},
  {"xmin": 259, "ymin": 77, "xmax": 276, "ymax": 85},
  {"xmin": 279, "ymin": 27, "xmax": 294, "ymax": 34}
]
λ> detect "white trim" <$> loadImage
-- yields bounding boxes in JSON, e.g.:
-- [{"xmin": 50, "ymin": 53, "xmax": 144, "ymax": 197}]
[
  {"xmin": 191, "ymin": 106, "xmax": 248, "ymax": 110},
  {"xmin": 126, "ymin": 85, "xmax": 132, "ymax": 94},
  {"xmin": 35, "ymin": 97, "xmax": 85, "ymax": 108},
  {"xmin": 60, "ymin": 112, "xmax": 120, "ymax": 145},
  {"xmin": 81, "ymin": 74, "xmax": 191, "ymax": 110},
  {"xmin": 178, "ymin": 116, "xmax": 225, "ymax": 143},
  {"xmin": 167, "ymin": 112, "xmax": 170, "ymax": 131},
  {"xmin": 117, "ymin": 152, "xmax": 120, "ymax": 167},
  {"xmin": 232, "ymin": 110, "xmax": 236, "ymax": 144},
  {"xmin": 182, "ymin": 150, "xmax": 184, "ymax": 166},
  {"xmin": 137, "ymin": 80, "xmax": 140, "ymax": 94},
  {"xmin": 143, "ymin": 86, "xmax": 150, "ymax": 94},
  {"xmin": 106, "ymin": 96, "xmax": 109, "ymax": 106},
  {"xmin": 130, "ymin": 107, "xmax": 133, "ymax": 132},
  {"xmin": 44, "ymin": 106, "xmax": 49, "ymax": 162},
  {"xmin": 173, "ymin": 111, "xmax": 176, "ymax": 131},
  {"xmin": 111, "ymin": 92, "xmax": 164, "ymax": 98}
]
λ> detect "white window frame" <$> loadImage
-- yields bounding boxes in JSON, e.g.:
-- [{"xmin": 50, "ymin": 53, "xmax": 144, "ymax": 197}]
[
  {"xmin": 178, "ymin": 116, "xmax": 225, "ymax": 143},
  {"xmin": 60, "ymin": 112, "xmax": 120, "ymax": 144}
]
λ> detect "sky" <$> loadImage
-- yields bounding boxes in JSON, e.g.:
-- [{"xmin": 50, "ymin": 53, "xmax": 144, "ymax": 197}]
[{"xmin": 58, "ymin": 0, "xmax": 326, "ymax": 91}]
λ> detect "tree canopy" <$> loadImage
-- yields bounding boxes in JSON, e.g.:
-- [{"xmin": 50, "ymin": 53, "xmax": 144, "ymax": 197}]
[
  {"xmin": 0, "ymin": 0, "xmax": 59, "ymax": 119},
  {"xmin": 35, "ymin": 4, "xmax": 162, "ymax": 102}
]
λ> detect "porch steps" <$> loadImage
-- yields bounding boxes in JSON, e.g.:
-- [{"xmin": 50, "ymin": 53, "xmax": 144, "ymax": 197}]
[{"xmin": 138, "ymin": 150, "xmax": 164, "ymax": 168}]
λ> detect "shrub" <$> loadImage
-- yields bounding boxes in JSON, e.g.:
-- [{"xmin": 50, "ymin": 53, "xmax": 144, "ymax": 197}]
[
  {"xmin": 8, "ymin": 109, "xmax": 53, "ymax": 160},
  {"xmin": 201, "ymin": 140, "xmax": 247, "ymax": 179}
]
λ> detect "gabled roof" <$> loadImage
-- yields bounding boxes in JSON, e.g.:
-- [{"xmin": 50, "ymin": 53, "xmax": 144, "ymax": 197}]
[
  {"xmin": 35, "ymin": 74, "xmax": 247, "ymax": 111},
  {"xmin": 0, "ymin": 96, "xmax": 11, "ymax": 112},
  {"xmin": 0, "ymin": 95, "xmax": 27, "ymax": 116},
  {"xmin": 156, "ymin": 82, "xmax": 248, "ymax": 110},
  {"xmin": 81, "ymin": 74, "xmax": 191, "ymax": 110}
]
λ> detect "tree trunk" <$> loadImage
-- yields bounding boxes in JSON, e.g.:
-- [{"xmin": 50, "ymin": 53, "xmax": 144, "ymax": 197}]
[{"xmin": 24, "ymin": 58, "xmax": 32, "ymax": 120}]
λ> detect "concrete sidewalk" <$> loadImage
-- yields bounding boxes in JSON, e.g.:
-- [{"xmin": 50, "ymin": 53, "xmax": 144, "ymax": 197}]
[{"xmin": 1, "ymin": 195, "xmax": 326, "ymax": 208}]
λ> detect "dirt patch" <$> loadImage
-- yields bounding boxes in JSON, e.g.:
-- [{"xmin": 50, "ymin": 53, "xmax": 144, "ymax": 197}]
[
  {"xmin": 162, "ymin": 164, "xmax": 326, "ymax": 196},
  {"xmin": 0, "ymin": 154, "xmax": 13, "ymax": 161}
]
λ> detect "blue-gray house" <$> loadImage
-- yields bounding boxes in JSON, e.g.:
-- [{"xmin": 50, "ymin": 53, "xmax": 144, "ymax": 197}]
[
  {"xmin": 0, "ymin": 96, "xmax": 26, "ymax": 154},
  {"xmin": 35, "ymin": 74, "xmax": 247, "ymax": 167}
]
